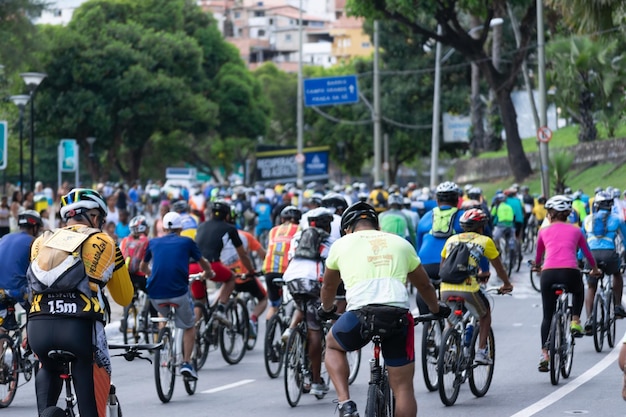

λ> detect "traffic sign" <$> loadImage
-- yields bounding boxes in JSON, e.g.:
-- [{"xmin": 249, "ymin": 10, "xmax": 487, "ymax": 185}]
[
  {"xmin": 0, "ymin": 121, "xmax": 6, "ymax": 170},
  {"xmin": 537, "ymin": 126, "xmax": 552, "ymax": 143},
  {"xmin": 304, "ymin": 75, "xmax": 359, "ymax": 107}
]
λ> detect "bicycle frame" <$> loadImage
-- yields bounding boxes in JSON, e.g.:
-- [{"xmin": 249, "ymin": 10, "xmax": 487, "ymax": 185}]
[{"xmin": 547, "ymin": 285, "xmax": 575, "ymax": 385}]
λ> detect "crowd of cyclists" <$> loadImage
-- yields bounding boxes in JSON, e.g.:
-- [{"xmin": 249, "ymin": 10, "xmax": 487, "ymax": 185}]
[{"xmin": 1, "ymin": 176, "xmax": 626, "ymax": 415}]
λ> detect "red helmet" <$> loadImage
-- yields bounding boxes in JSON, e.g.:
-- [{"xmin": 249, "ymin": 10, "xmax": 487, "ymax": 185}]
[{"xmin": 459, "ymin": 208, "xmax": 487, "ymax": 232}]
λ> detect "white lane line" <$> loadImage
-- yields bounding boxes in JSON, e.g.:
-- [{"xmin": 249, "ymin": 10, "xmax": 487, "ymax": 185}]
[
  {"xmin": 201, "ymin": 379, "xmax": 255, "ymax": 394},
  {"xmin": 510, "ymin": 345, "xmax": 620, "ymax": 417}
]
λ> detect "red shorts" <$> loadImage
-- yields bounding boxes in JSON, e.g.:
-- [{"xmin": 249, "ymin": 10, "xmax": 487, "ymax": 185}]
[{"xmin": 188, "ymin": 262, "xmax": 233, "ymax": 300}]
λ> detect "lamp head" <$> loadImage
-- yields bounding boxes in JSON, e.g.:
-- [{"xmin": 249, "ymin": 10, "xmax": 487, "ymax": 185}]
[
  {"xmin": 9, "ymin": 95, "xmax": 30, "ymax": 109},
  {"xmin": 20, "ymin": 72, "xmax": 47, "ymax": 90}
]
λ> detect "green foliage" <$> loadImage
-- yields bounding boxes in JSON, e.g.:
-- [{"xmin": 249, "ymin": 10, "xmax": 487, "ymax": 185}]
[
  {"xmin": 253, "ymin": 63, "xmax": 297, "ymax": 145},
  {"xmin": 549, "ymin": 151, "xmax": 574, "ymax": 194}
]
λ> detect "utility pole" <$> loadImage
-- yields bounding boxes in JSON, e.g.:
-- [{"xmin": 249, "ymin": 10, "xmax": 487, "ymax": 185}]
[
  {"xmin": 429, "ymin": 25, "xmax": 442, "ymax": 189},
  {"xmin": 296, "ymin": 0, "xmax": 304, "ymax": 189},
  {"xmin": 373, "ymin": 20, "xmax": 382, "ymax": 184},
  {"xmin": 537, "ymin": 0, "xmax": 550, "ymax": 197}
]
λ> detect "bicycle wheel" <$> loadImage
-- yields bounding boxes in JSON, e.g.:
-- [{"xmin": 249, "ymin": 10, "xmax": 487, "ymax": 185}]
[
  {"xmin": 122, "ymin": 304, "xmax": 140, "ymax": 344},
  {"xmin": 40, "ymin": 406, "xmax": 66, "ymax": 417},
  {"xmin": 592, "ymin": 292, "xmax": 605, "ymax": 352},
  {"xmin": 437, "ymin": 328, "xmax": 462, "ymax": 406},
  {"xmin": 347, "ymin": 348, "xmax": 361, "ymax": 385},
  {"xmin": 507, "ymin": 248, "xmax": 515, "ymax": 277},
  {"xmin": 530, "ymin": 268, "xmax": 541, "ymax": 293},
  {"xmin": 469, "ymin": 325, "xmax": 495, "ymax": 397},
  {"xmin": 365, "ymin": 383, "xmax": 387, "ymax": 417},
  {"xmin": 0, "ymin": 334, "xmax": 18, "ymax": 408},
  {"xmin": 548, "ymin": 314, "xmax": 562, "ymax": 385},
  {"xmin": 154, "ymin": 327, "xmax": 175, "ymax": 403},
  {"xmin": 515, "ymin": 242, "xmax": 522, "ymax": 272},
  {"xmin": 421, "ymin": 319, "xmax": 443, "ymax": 391},
  {"xmin": 183, "ymin": 340, "xmax": 197, "ymax": 395},
  {"xmin": 606, "ymin": 289, "xmax": 617, "ymax": 348},
  {"xmin": 561, "ymin": 309, "xmax": 574, "ymax": 379},
  {"xmin": 264, "ymin": 314, "xmax": 286, "ymax": 378},
  {"xmin": 284, "ymin": 328, "xmax": 304, "ymax": 407},
  {"xmin": 220, "ymin": 298, "xmax": 249, "ymax": 364},
  {"xmin": 194, "ymin": 303, "xmax": 210, "ymax": 370},
  {"xmin": 244, "ymin": 295, "xmax": 258, "ymax": 351}
]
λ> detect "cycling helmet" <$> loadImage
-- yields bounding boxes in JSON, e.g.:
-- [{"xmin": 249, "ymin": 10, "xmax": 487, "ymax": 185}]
[
  {"xmin": 503, "ymin": 188, "xmax": 517, "ymax": 196},
  {"xmin": 538, "ymin": 196, "xmax": 547, "ymax": 204},
  {"xmin": 129, "ymin": 215, "xmax": 148, "ymax": 234},
  {"xmin": 460, "ymin": 199, "xmax": 482, "ymax": 210},
  {"xmin": 563, "ymin": 187, "xmax": 572, "ymax": 195},
  {"xmin": 341, "ymin": 201, "xmax": 379, "ymax": 233},
  {"xmin": 435, "ymin": 181, "xmax": 458, "ymax": 203},
  {"xmin": 493, "ymin": 192, "xmax": 506, "ymax": 203},
  {"xmin": 18, "ymin": 210, "xmax": 43, "ymax": 227},
  {"xmin": 545, "ymin": 195, "xmax": 573, "ymax": 212},
  {"xmin": 373, "ymin": 181, "xmax": 384, "ymax": 189},
  {"xmin": 611, "ymin": 188, "xmax": 621, "ymax": 199},
  {"xmin": 459, "ymin": 208, "xmax": 488, "ymax": 232},
  {"xmin": 594, "ymin": 186, "xmax": 603, "ymax": 194},
  {"xmin": 387, "ymin": 193, "xmax": 404, "ymax": 207},
  {"xmin": 210, "ymin": 200, "xmax": 230, "ymax": 219},
  {"xmin": 60, "ymin": 188, "xmax": 108, "ymax": 221},
  {"xmin": 280, "ymin": 205, "xmax": 302, "ymax": 222},
  {"xmin": 357, "ymin": 192, "xmax": 369, "ymax": 202},
  {"xmin": 321, "ymin": 193, "xmax": 348, "ymax": 212},
  {"xmin": 593, "ymin": 191, "xmax": 614, "ymax": 210},
  {"xmin": 172, "ymin": 200, "xmax": 188, "ymax": 213},
  {"xmin": 308, "ymin": 193, "xmax": 323, "ymax": 207},
  {"xmin": 467, "ymin": 187, "xmax": 482, "ymax": 200},
  {"xmin": 306, "ymin": 207, "xmax": 334, "ymax": 230}
]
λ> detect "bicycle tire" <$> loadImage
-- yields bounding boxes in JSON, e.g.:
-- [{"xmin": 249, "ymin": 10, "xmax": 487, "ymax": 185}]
[
  {"xmin": 284, "ymin": 328, "xmax": 304, "ymax": 407},
  {"xmin": 529, "ymin": 268, "xmax": 541, "ymax": 293},
  {"xmin": 468, "ymin": 325, "xmax": 495, "ymax": 397},
  {"xmin": 421, "ymin": 319, "xmax": 443, "ymax": 391},
  {"xmin": 122, "ymin": 304, "xmax": 140, "ymax": 344},
  {"xmin": 515, "ymin": 242, "xmax": 522, "ymax": 272},
  {"xmin": 244, "ymin": 294, "xmax": 258, "ymax": 351},
  {"xmin": 264, "ymin": 314, "xmax": 286, "ymax": 378},
  {"xmin": 220, "ymin": 298, "xmax": 249, "ymax": 365},
  {"xmin": 561, "ymin": 309, "xmax": 574, "ymax": 379},
  {"xmin": 154, "ymin": 327, "xmax": 175, "ymax": 403},
  {"xmin": 606, "ymin": 289, "xmax": 617, "ymax": 348},
  {"xmin": 347, "ymin": 348, "xmax": 361, "ymax": 385},
  {"xmin": 108, "ymin": 394, "xmax": 123, "ymax": 417},
  {"xmin": 592, "ymin": 292, "xmax": 605, "ymax": 352},
  {"xmin": 437, "ymin": 328, "xmax": 462, "ymax": 406},
  {"xmin": 194, "ymin": 302, "xmax": 210, "ymax": 370},
  {"xmin": 365, "ymin": 383, "xmax": 386, "ymax": 417},
  {"xmin": 548, "ymin": 313, "xmax": 562, "ymax": 385},
  {"xmin": 40, "ymin": 406, "xmax": 66, "ymax": 417},
  {"xmin": 183, "ymin": 345, "xmax": 197, "ymax": 396},
  {"xmin": 507, "ymin": 248, "xmax": 515, "ymax": 277},
  {"xmin": 0, "ymin": 334, "xmax": 18, "ymax": 408}
]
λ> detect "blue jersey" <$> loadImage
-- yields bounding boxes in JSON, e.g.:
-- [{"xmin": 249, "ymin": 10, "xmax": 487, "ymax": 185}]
[
  {"xmin": 583, "ymin": 209, "xmax": 626, "ymax": 251},
  {"xmin": 0, "ymin": 232, "xmax": 34, "ymax": 302},
  {"xmin": 144, "ymin": 234, "xmax": 202, "ymax": 299},
  {"xmin": 416, "ymin": 206, "xmax": 464, "ymax": 265}
]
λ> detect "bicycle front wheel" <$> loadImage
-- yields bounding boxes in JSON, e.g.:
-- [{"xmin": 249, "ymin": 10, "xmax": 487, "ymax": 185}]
[
  {"xmin": 561, "ymin": 309, "xmax": 574, "ymax": 379},
  {"xmin": 469, "ymin": 325, "xmax": 495, "ymax": 397},
  {"xmin": 592, "ymin": 292, "xmax": 605, "ymax": 352},
  {"xmin": 244, "ymin": 295, "xmax": 258, "ymax": 351},
  {"xmin": 220, "ymin": 298, "xmax": 249, "ymax": 365},
  {"xmin": 284, "ymin": 328, "xmax": 304, "ymax": 407},
  {"xmin": 437, "ymin": 328, "xmax": 462, "ymax": 406},
  {"xmin": 548, "ymin": 314, "xmax": 562, "ymax": 385},
  {"xmin": 154, "ymin": 327, "xmax": 175, "ymax": 403},
  {"xmin": 606, "ymin": 289, "xmax": 617, "ymax": 348},
  {"xmin": 0, "ymin": 334, "xmax": 18, "ymax": 408},
  {"xmin": 264, "ymin": 314, "xmax": 286, "ymax": 378},
  {"xmin": 530, "ymin": 268, "xmax": 541, "ymax": 293},
  {"xmin": 421, "ymin": 319, "xmax": 443, "ymax": 391},
  {"xmin": 194, "ymin": 302, "xmax": 210, "ymax": 370}
]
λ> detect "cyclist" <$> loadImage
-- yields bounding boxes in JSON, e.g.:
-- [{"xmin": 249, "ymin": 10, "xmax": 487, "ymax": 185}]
[
  {"xmin": 368, "ymin": 181, "xmax": 389, "ymax": 213},
  {"xmin": 27, "ymin": 188, "xmax": 134, "ymax": 417},
  {"xmin": 253, "ymin": 196, "xmax": 273, "ymax": 243},
  {"xmin": 262, "ymin": 205, "xmax": 301, "ymax": 319},
  {"xmin": 319, "ymin": 201, "xmax": 449, "ymax": 417},
  {"xmin": 503, "ymin": 188, "xmax": 524, "ymax": 253},
  {"xmin": 140, "ymin": 211, "xmax": 214, "ymax": 380},
  {"xmin": 532, "ymin": 195, "xmax": 601, "ymax": 372},
  {"xmin": 620, "ymin": 333, "xmax": 626, "ymax": 400},
  {"xmin": 283, "ymin": 207, "xmax": 336, "ymax": 397},
  {"xmin": 379, "ymin": 193, "xmax": 416, "ymax": 247},
  {"xmin": 172, "ymin": 199, "xmax": 198, "ymax": 239},
  {"xmin": 440, "ymin": 209, "xmax": 513, "ymax": 364},
  {"xmin": 581, "ymin": 191, "xmax": 626, "ymax": 333},
  {"xmin": 321, "ymin": 192, "xmax": 349, "ymax": 240},
  {"xmin": 491, "ymin": 192, "xmax": 516, "ymax": 254}
]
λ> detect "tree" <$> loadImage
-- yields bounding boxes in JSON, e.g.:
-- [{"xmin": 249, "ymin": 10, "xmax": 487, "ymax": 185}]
[
  {"xmin": 0, "ymin": 0, "xmax": 46, "ymax": 71},
  {"xmin": 347, "ymin": 0, "xmax": 535, "ymax": 181}
]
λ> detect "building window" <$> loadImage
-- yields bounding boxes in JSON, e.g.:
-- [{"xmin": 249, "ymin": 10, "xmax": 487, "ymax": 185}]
[
  {"xmin": 285, "ymin": 34, "xmax": 292, "ymax": 42},
  {"xmin": 361, "ymin": 42, "xmax": 371, "ymax": 48},
  {"xmin": 258, "ymin": 29, "xmax": 266, "ymax": 37},
  {"xmin": 234, "ymin": 11, "xmax": 240, "ymax": 18},
  {"xmin": 254, "ymin": 11, "xmax": 265, "ymax": 17},
  {"xmin": 269, "ymin": 18, "xmax": 274, "ymax": 25},
  {"xmin": 53, "ymin": 9, "xmax": 62, "ymax": 17},
  {"xmin": 344, "ymin": 39, "xmax": 352, "ymax": 47}
]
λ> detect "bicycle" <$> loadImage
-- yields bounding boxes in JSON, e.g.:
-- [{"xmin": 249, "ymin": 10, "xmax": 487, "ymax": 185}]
[
  {"xmin": 152, "ymin": 302, "xmax": 199, "ymax": 403},
  {"xmin": 120, "ymin": 286, "xmax": 156, "ymax": 344},
  {"xmin": 39, "ymin": 342, "xmax": 160, "ymax": 417},
  {"xmin": 522, "ymin": 216, "xmax": 538, "ymax": 254},
  {"xmin": 528, "ymin": 260, "xmax": 541, "ymax": 293},
  {"xmin": 420, "ymin": 314, "xmax": 445, "ymax": 392},
  {"xmin": 545, "ymin": 283, "xmax": 576, "ymax": 385},
  {"xmin": 264, "ymin": 278, "xmax": 295, "ymax": 378},
  {"xmin": 0, "ymin": 307, "xmax": 38, "ymax": 408},
  {"xmin": 585, "ymin": 262, "xmax": 617, "ymax": 352},
  {"xmin": 495, "ymin": 230, "xmax": 516, "ymax": 277},
  {"xmin": 437, "ymin": 294, "xmax": 496, "ymax": 406}
]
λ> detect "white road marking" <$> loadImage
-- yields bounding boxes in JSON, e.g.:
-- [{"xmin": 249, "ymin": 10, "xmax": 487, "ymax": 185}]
[
  {"xmin": 201, "ymin": 379, "xmax": 255, "ymax": 394},
  {"xmin": 510, "ymin": 345, "xmax": 620, "ymax": 417}
]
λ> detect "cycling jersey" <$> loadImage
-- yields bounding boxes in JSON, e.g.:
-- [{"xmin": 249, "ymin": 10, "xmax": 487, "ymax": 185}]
[
  {"xmin": 263, "ymin": 222, "xmax": 299, "ymax": 274},
  {"xmin": 535, "ymin": 222, "xmax": 596, "ymax": 269},
  {"xmin": 440, "ymin": 232, "xmax": 499, "ymax": 293},
  {"xmin": 505, "ymin": 196, "xmax": 525, "ymax": 224},
  {"xmin": 416, "ymin": 206, "xmax": 464, "ymax": 265},
  {"xmin": 196, "ymin": 218, "xmax": 243, "ymax": 261},
  {"xmin": 532, "ymin": 201, "xmax": 547, "ymax": 222},
  {"xmin": 572, "ymin": 199, "xmax": 588, "ymax": 223},
  {"xmin": 492, "ymin": 202, "xmax": 514, "ymax": 227},
  {"xmin": 222, "ymin": 230, "xmax": 262, "ymax": 274},
  {"xmin": 379, "ymin": 209, "xmax": 415, "ymax": 244},
  {"xmin": 179, "ymin": 212, "xmax": 198, "ymax": 239},
  {"xmin": 582, "ymin": 209, "xmax": 626, "ymax": 251},
  {"xmin": 0, "ymin": 231, "xmax": 35, "ymax": 304}
]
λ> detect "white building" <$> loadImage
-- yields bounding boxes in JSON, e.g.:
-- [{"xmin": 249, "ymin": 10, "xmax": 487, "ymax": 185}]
[{"xmin": 32, "ymin": 0, "xmax": 86, "ymax": 25}]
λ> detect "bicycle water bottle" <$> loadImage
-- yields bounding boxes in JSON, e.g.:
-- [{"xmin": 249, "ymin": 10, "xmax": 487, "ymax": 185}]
[{"xmin": 464, "ymin": 324, "xmax": 473, "ymax": 347}]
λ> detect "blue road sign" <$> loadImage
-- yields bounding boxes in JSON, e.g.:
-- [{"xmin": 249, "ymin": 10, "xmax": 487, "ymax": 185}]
[{"xmin": 304, "ymin": 75, "xmax": 359, "ymax": 107}]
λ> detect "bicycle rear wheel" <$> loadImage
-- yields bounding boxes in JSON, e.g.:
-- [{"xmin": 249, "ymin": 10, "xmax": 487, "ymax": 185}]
[
  {"xmin": 561, "ymin": 310, "xmax": 574, "ymax": 379},
  {"xmin": 530, "ymin": 268, "xmax": 541, "ymax": 293},
  {"xmin": 284, "ymin": 328, "xmax": 304, "ymax": 407},
  {"xmin": 264, "ymin": 314, "xmax": 286, "ymax": 378},
  {"xmin": 421, "ymin": 319, "xmax": 443, "ymax": 391},
  {"xmin": 606, "ymin": 290, "xmax": 617, "ymax": 348},
  {"xmin": 183, "ymin": 346, "xmax": 197, "ymax": 395},
  {"xmin": 244, "ymin": 294, "xmax": 258, "ymax": 351},
  {"xmin": 154, "ymin": 327, "xmax": 175, "ymax": 403},
  {"xmin": 194, "ymin": 302, "xmax": 210, "ymax": 370},
  {"xmin": 469, "ymin": 325, "xmax": 495, "ymax": 397},
  {"xmin": 592, "ymin": 293, "xmax": 605, "ymax": 352},
  {"xmin": 220, "ymin": 298, "xmax": 249, "ymax": 364},
  {"xmin": 437, "ymin": 328, "xmax": 462, "ymax": 406},
  {"xmin": 347, "ymin": 348, "xmax": 361, "ymax": 385},
  {"xmin": 0, "ymin": 334, "xmax": 18, "ymax": 408},
  {"xmin": 40, "ymin": 406, "xmax": 66, "ymax": 417},
  {"xmin": 548, "ymin": 314, "xmax": 562, "ymax": 385}
]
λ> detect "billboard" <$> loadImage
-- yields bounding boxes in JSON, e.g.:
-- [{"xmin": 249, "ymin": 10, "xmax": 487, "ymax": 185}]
[{"xmin": 255, "ymin": 146, "xmax": 329, "ymax": 183}]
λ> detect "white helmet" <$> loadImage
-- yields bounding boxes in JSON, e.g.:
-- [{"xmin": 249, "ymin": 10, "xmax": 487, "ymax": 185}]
[
  {"xmin": 60, "ymin": 188, "xmax": 108, "ymax": 220},
  {"xmin": 545, "ymin": 195, "xmax": 572, "ymax": 212}
]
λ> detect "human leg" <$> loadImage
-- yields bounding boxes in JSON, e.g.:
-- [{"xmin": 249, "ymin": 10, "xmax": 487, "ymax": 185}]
[{"xmin": 387, "ymin": 363, "xmax": 417, "ymax": 417}]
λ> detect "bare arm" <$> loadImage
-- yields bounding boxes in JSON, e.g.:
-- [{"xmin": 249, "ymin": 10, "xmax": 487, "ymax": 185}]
[
  {"xmin": 139, "ymin": 260, "xmax": 150, "ymax": 276},
  {"xmin": 408, "ymin": 265, "xmax": 441, "ymax": 313},
  {"xmin": 321, "ymin": 268, "xmax": 341, "ymax": 311},
  {"xmin": 236, "ymin": 245, "xmax": 256, "ymax": 272},
  {"xmin": 489, "ymin": 256, "xmax": 514, "ymax": 293}
]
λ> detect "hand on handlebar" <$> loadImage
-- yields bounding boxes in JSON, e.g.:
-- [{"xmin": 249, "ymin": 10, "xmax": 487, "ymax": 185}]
[
  {"xmin": 202, "ymin": 269, "xmax": 215, "ymax": 280},
  {"xmin": 498, "ymin": 282, "xmax": 514, "ymax": 294},
  {"xmin": 589, "ymin": 266, "xmax": 603, "ymax": 278},
  {"xmin": 433, "ymin": 301, "xmax": 451, "ymax": 319},
  {"xmin": 316, "ymin": 304, "xmax": 338, "ymax": 321}
]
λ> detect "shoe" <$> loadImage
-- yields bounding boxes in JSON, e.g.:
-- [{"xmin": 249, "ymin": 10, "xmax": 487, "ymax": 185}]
[
  {"xmin": 338, "ymin": 400, "xmax": 359, "ymax": 417},
  {"xmin": 248, "ymin": 320, "xmax": 258, "ymax": 340},
  {"xmin": 310, "ymin": 379, "xmax": 330, "ymax": 396},
  {"xmin": 571, "ymin": 322, "xmax": 584, "ymax": 338},
  {"xmin": 281, "ymin": 328, "xmax": 293, "ymax": 343},
  {"xmin": 615, "ymin": 304, "xmax": 626, "ymax": 318},
  {"xmin": 180, "ymin": 362, "xmax": 198, "ymax": 381},
  {"xmin": 474, "ymin": 347, "xmax": 493, "ymax": 365},
  {"xmin": 213, "ymin": 310, "xmax": 232, "ymax": 327},
  {"xmin": 538, "ymin": 355, "xmax": 549, "ymax": 373},
  {"xmin": 584, "ymin": 319, "xmax": 593, "ymax": 336}
]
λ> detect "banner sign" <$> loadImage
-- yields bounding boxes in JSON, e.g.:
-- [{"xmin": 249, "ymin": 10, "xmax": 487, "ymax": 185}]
[{"xmin": 255, "ymin": 146, "xmax": 329, "ymax": 183}]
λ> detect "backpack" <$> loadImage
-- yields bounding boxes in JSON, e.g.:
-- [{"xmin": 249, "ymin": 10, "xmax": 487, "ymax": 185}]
[
  {"xmin": 439, "ymin": 240, "xmax": 478, "ymax": 284},
  {"xmin": 121, "ymin": 237, "xmax": 149, "ymax": 274},
  {"xmin": 375, "ymin": 191, "xmax": 387, "ymax": 208},
  {"xmin": 294, "ymin": 227, "xmax": 329, "ymax": 261},
  {"xmin": 591, "ymin": 211, "xmax": 610, "ymax": 237},
  {"xmin": 431, "ymin": 207, "xmax": 459, "ymax": 239}
]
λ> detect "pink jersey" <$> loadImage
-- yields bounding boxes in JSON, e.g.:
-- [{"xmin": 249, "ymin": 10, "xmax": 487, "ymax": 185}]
[{"xmin": 535, "ymin": 222, "xmax": 596, "ymax": 269}]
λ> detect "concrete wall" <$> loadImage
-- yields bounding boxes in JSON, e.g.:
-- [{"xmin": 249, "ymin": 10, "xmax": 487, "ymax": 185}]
[{"xmin": 454, "ymin": 137, "xmax": 626, "ymax": 183}]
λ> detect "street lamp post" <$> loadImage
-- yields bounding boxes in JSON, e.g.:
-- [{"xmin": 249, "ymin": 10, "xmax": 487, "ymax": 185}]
[
  {"xmin": 9, "ymin": 95, "xmax": 30, "ymax": 192},
  {"xmin": 20, "ymin": 72, "xmax": 47, "ymax": 192},
  {"xmin": 86, "ymin": 136, "xmax": 97, "ymax": 185}
]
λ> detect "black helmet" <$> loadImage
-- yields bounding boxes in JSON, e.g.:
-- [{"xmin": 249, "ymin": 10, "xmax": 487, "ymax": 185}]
[
  {"xmin": 280, "ymin": 205, "xmax": 302, "ymax": 222},
  {"xmin": 321, "ymin": 193, "xmax": 348, "ymax": 213},
  {"xmin": 340, "ymin": 201, "xmax": 379, "ymax": 234},
  {"xmin": 172, "ymin": 200, "xmax": 188, "ymax": 213},
  {"xmin": 18, "ymin": 210, "xmax": 43, "ymax": 227},
  {"xmin": 210, "ymin": 200, "xmax": 230, "ymax": 218}
]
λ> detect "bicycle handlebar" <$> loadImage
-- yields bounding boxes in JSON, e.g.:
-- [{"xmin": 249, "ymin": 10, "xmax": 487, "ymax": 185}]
[{"xmin": 108, "ymin": 342, "xmax": 163, "ymax": 364}]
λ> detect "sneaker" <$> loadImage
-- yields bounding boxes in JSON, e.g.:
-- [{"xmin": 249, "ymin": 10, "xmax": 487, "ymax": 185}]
[
  {"xmin": 310, "ymin": 380, "xmax": 329, "ymax": 396},
  {"xmin": 615, "ymin": 304, "xmax": 626, "ymax": 318},
  {"xmin": 337, "ymin": 400, "xmax": 359, "ymax": 417},
  {"xmin": 281, "ymin": 328, "xmax": 293, "ymax": 343},
  {"xmin": 584, "ymin": 319, "xmax": 593, "ymax": 336},
  {"xmin": 213, "ymin": 310, "xmax": 232, "ymax": 327},
  {"xmin": 538, "ymin": 355, "xmax": 549, "ymax": 373},
  {"xmin": 248, "ymin": 320, "xmax": 258, "ymax": 340},
  {"xmin": 474, "ymin": 347, "xmax": 493, "ymax": 365},
  {"xmin": 180, "ymin": 362, "xmax": 198, "ymax": 381},
  {"xmin": 571, "ymin": 322, "xmax": 584, "ymax": 338}
]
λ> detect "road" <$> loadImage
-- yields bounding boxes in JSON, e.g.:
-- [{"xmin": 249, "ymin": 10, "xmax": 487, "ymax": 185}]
[{"xmin": 7, "ymin": 262, "xmax": 626, "ymax": 417}]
